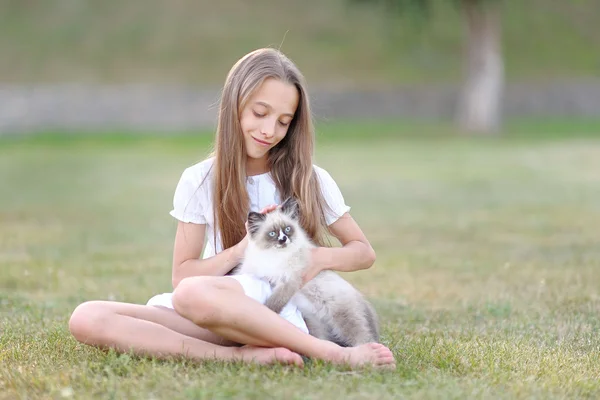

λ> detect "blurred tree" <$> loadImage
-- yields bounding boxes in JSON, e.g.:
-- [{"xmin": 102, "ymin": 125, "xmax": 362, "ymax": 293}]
[{"xmin": 351, "ymin": 0, "xmax": 504, "ymax": 134}]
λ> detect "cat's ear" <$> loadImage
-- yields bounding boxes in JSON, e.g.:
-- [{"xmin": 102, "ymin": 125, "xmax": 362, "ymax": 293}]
[
  {"xmin": 247, "ymin": 212, "xmax": 266, "ymax": 236},
  {"xmin": 280, "ymin": 197, "xmax": 300, "ymax": 219}
]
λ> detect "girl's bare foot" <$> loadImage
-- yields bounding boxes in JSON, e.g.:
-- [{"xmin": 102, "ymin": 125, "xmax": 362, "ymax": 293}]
[
  {"xmin": 328, "ymin": 343, "xmax": 396, "ymax": 369},
  {"xmin": 233, "ymin": 345, "xmax": 304, "ymax": 367}
]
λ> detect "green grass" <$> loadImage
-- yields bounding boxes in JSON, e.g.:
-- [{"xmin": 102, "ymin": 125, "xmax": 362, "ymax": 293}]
[
  {"xmin": 1, "ymin": 0, "xmax": 599, "ymax": 85},
  {"xmin": 2, "ymin": 121, "xmax": 600, "ymax": 399}
]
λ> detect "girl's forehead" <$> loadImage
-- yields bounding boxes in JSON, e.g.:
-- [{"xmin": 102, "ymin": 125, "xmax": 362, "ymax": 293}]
[{"xmin": 249, "ymin": 78, "xmax": 298, "ymax": 116}]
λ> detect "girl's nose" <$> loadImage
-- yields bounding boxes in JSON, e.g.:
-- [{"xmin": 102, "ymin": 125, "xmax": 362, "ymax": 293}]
[{"xmin": 261, "ymin": 119, "xmax": 277, "ymax": 138}]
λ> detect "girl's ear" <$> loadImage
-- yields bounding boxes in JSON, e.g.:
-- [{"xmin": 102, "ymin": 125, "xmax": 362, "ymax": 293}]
[
  {"xmin": 280, "ymin": 197, "xmax": 300, "ymax": 219},
  {"xmin": 247, "ymin": 212, "xmax": 266, "ymax": 236}
]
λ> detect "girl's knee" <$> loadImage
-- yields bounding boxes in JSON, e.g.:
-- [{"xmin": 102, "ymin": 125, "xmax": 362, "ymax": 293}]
[
  {"xmin": 172, "ymin": 277, "xmax": 217, "ymax": 319},
  {"xmin": 172, "ymin": 276, "xmax": 239, "ymax": 326},
  {"xmin": 68, "ymin": 301, "xmax": 111, "ymax": 344}
]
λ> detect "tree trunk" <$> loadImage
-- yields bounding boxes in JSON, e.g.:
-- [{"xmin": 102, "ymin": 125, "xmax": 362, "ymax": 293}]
[{"xmin": 457, "ymin": 0, "xmax": 504, "ymax": 134}]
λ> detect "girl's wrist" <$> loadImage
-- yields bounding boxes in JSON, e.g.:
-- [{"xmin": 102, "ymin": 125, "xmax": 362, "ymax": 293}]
[
  {"xmin": 311, "ymin": 247, "xmax": 330, "ymax": 272},
  {"xmin": 232, "ymin": 243, "xmax": 243, "ymax": 262},
  {"xmin": 302, "ymin": 248, "xmax": 325, "ymax": 284}
]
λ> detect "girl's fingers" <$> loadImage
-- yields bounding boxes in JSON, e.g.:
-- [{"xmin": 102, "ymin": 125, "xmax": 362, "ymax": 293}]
[{"xmin": 260, "ymin": 204, "xmax": 278, "ymax": 214}]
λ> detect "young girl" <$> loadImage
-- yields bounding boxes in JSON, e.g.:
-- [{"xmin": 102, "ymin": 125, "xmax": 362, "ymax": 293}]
[{"xmin": 68, "ymin": 48, "xmax": 395, "ymax": 369}]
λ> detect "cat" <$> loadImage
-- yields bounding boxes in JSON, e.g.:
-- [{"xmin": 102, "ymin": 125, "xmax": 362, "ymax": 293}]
[{"xmin": 231, "ymin": 197, "xmax": 380, "ymax": 347}]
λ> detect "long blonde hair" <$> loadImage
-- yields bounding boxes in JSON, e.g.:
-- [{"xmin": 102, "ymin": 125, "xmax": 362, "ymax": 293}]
[{"xmin": 211, "ymin": 48, "xmax": 330, "ymax": 251}]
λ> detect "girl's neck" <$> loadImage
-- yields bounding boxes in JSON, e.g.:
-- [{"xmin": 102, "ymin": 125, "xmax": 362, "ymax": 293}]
[{"xmin": 246, "ymin": 156, "xmax": 270, "ymax": 177}]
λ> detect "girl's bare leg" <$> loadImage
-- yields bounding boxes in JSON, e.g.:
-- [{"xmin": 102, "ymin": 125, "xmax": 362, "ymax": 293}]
[
  {"xmin": 68, "ymin": 301, "xmax": 303, "ymax": 366},
  {"xmin": 172, "ymin": 276, "xmax": 396, "ymax": 369}
]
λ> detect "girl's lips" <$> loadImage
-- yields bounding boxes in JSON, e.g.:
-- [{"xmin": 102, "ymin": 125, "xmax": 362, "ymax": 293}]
[{"xmin": 252, "ymin": 136, "xmax": 271, "ymax": 146}]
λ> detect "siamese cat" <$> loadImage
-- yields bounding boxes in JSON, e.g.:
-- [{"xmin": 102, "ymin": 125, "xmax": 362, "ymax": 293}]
[{"xmin": 232, "ymin": 197, "xmax": 380, "ymax": 347}]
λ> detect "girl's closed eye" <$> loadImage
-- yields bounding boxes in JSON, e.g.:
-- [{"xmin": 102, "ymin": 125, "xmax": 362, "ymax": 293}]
[
  {"xmin": 278, "ymin": 120, "xmax": 290, "ymax": 127},
  {"xmin": 253, "ymin": 111, "xmax": 266, "ymax": 118}
]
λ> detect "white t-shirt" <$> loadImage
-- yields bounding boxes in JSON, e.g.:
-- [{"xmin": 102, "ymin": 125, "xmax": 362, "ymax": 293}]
[{"xmin": 170, "ymin": 157, "xmax": 351, "ymax": 258}]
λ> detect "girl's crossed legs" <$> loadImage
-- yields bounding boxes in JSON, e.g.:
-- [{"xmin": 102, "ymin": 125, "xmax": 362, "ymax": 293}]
[{"xmin": 69, "ymin": 276, "xmax": 395, "ymax": 368}]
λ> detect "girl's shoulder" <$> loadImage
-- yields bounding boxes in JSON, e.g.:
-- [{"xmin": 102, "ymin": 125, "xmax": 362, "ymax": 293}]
[
  {"xmin": 170, "ymin": 157, "xmax": 215, "ymax": 225},
  {"xmin": 312, "ymin": 164, "xmax": 338, "ymax": 187},
  {"xmin": 311, "ymin": 164, "xmax": 351, "ymax": 225},
  {"xmin": 180, "ymin": 157, "xmax": 216, "ymax": 186},
  {"xmin": 187, "ymin": 156, "xmax": 216, "ymax": 177}
]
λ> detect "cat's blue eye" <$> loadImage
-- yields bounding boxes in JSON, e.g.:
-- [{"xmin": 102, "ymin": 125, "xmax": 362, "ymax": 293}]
[
  {"xmin": 269, "ymin": 231, "xmax": 276, "ymax": 237},
  {"xmin": 284, "ymin": 226, "xmax": 291, "ymax": 233}
]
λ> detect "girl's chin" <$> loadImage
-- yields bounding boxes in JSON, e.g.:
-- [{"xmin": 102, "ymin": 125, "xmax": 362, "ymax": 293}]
[{"xmin": 246, "ymin": 150, "xmax": 269, "ymax": 160}]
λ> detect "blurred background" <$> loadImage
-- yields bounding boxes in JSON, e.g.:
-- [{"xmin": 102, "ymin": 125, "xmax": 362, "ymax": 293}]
[{"xmin": 0, "ymin": 0, "xmax": 598, "ymax": 136}]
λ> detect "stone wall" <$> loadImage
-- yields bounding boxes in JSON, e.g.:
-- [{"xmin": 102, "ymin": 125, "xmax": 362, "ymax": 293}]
[{"xmin": 1, "ymin": 80, "xmax": 599, "ymax": 135}]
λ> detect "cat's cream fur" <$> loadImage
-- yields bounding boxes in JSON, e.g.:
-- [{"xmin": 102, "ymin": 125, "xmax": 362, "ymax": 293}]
[{"xmin": 232, "ymin": 197, "xmax": 380, "ymax": 347}]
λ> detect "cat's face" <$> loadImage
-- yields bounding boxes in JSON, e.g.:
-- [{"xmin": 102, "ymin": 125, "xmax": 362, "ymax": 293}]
[{"xmin": 247, "ymin": 197, "xmax": 301, "ymax": 250}]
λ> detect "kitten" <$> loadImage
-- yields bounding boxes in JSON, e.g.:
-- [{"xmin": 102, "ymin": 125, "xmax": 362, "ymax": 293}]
[{"xmin": 232, "ymin": 197, "xmax": 380, "ymax": 347}]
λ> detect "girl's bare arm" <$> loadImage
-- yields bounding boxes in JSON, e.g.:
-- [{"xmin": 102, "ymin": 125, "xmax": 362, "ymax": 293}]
[
  {"xmin": 303, "ymin": 213, "xmax": 376, "ymax": 283},
  {"xmin": 171, "ymin": 221, "xmax": 244, "ymax": 288}
]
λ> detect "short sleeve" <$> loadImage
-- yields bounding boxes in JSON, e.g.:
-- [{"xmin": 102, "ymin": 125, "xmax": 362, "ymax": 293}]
[
  {"xmin": 314, "ymin": 166, "xmax": 351, "ymax": 225},
  {"xmin": 170, "ymin": 165, "xmax": 209, "ymax": 224}
]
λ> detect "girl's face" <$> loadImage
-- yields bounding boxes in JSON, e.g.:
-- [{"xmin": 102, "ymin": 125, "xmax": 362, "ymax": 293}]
[{"xmin": 240, "ymin": 78, "xmax": 299, "ymax": 163}]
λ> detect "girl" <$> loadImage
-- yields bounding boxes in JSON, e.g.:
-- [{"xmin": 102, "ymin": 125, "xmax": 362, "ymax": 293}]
[{"xmin": 69, "ymin": 48, "xmax": 395, "ymax": 369}]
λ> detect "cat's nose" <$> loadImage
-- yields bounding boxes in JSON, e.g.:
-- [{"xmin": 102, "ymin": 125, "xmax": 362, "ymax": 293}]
[{"xmin": 278, "ymin": 236, "xmax": 287, "ymax": 244}]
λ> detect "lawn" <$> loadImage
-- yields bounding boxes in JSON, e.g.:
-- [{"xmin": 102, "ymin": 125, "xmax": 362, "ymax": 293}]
[{"xmin": 1, "ymin": 121, "xmax": 600, "ymax": 399}]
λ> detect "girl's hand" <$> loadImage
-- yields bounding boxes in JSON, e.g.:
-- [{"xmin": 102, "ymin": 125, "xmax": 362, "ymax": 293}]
[
  {"xmin": 259, "ymin": 204, "xmax": 279, "ymax": 214},
  {"xmin": 235, "ymin": 204, "xmax": 279, "ymax": 259},
  {"xmin": 302, "ymin": 248, "xmax": 324, "ymax": 285}
]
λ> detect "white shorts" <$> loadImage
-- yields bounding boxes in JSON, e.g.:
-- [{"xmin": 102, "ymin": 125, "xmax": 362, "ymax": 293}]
[{"xmin": 146, "ymin": 274, "xmax": 309, "ymax": 334}]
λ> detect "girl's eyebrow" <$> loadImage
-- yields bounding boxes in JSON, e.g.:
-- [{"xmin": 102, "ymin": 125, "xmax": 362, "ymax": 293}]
[{"xmin": 254, "ymin": 101, "xmax": 294, "ymax": 118}]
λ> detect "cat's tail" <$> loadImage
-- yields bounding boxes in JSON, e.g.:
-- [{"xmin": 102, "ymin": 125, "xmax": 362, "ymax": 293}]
[{"xmin": 363, "ymin": 300, "xmax": 380, "ymax": 343}]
